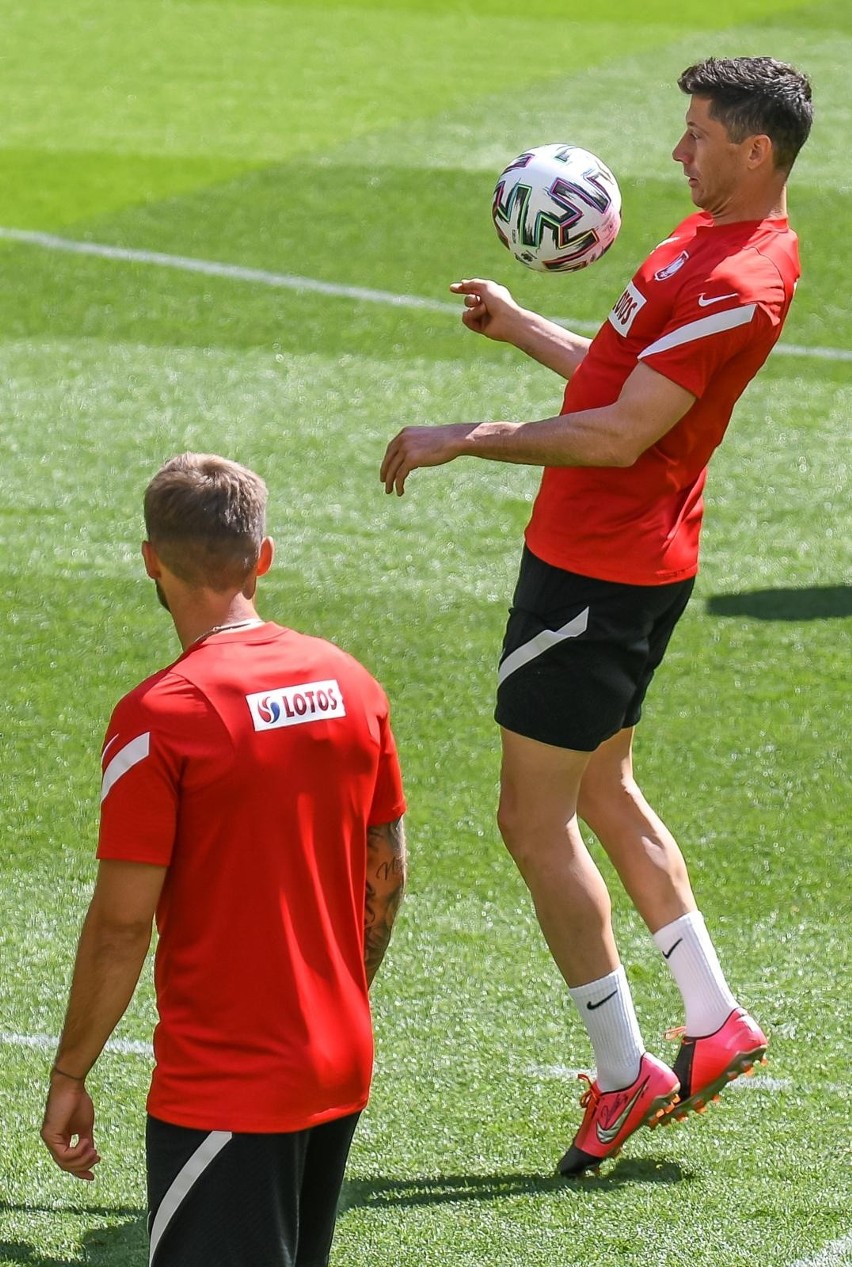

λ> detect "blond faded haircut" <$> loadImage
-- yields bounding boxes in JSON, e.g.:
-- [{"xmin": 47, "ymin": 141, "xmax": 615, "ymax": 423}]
[{"xmin": 144, "ymin": 453, "xmax": 267, "ymax": 591}]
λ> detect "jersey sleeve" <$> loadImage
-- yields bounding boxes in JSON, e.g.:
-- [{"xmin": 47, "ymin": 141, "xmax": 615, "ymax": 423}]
[
  {"xmin": 97, "ymin": 678, "xmax": 205, "ymax": 865},
  {"xmin": 638, "ymin": 259, "xmax": 787, "ymax": 398},
  {"xmin": 367, "ymin": 695, "xmax": 406, "ymax": 826}
]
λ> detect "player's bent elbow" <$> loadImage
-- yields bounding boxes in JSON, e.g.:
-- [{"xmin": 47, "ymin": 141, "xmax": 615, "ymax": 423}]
[
  {"xmin": 611, "ymin": 446, "xmax": 643, "ymax": 468},
  {"xmin": 85, "ymin": 904, "xmax": 154, "ymax": 950}
]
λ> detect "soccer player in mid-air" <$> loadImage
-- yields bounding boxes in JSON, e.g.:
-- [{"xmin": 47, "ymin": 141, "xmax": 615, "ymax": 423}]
[
  {"xmin": 41, "ymin": 454, "xmax": 407, "ymax": 1264},
  {"xmin": 381, "ymin": 56, "xmax": 812, "ymax": 1175}
]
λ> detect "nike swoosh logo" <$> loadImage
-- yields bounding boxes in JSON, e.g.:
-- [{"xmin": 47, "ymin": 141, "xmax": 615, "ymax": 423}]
[
  {"xmin": 697, "ymin": 292, "xmax": 738, "ymax": 307},
  {"xmin": 595, "ymin": 1078, "xmax": 649, "ymax": 1145},
  {"xmin": 586, "ymin": 989, "xmax": 617, "ymax": 1011},
  {"xmin": 662, "ymin": 938, "xmax": 683, "ymax": 960}
]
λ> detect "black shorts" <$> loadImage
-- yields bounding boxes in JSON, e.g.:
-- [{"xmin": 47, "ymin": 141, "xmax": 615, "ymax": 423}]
[
  {"xmin": 495, "ymin": 547, "xmax": 694, "ymax": 751},
  {"xmin": 146, "ymin": 1111, "xmax": 360, "ymax": 1267}
]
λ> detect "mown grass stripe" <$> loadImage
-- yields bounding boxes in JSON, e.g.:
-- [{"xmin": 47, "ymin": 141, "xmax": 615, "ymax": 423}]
[{"xmin": 2, "ymin": 225, "xmax": 850, "ymax": 361}]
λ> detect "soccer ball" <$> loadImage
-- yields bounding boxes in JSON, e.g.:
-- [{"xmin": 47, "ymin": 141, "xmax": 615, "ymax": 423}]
[{"xmin": 492, "ymin": 144, "xmax": 622, "ymax": 273}]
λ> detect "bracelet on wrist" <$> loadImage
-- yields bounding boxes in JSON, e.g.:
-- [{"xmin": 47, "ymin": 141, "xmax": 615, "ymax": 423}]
[{"xmin": 51, "ymin": 1064, "xmax": 86, "ymax": 1082}]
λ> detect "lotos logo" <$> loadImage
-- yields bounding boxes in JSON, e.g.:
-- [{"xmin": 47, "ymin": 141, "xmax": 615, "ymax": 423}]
[
  {"xmin": 256, "ymin": 695, "xmax": 281, "ymax": 725},
  {"xmin": 245, "ymin": 679, "xmax": 346, "ymax": 732},
  {"xmin": 607, "ymin": 281, "xmax": 646, "ymax": 336}
]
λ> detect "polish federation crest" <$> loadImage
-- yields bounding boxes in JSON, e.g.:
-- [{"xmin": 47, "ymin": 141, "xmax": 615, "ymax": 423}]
[{"xmin": 654, "ymin": 250, "xmax": 689, "ymax": 281}]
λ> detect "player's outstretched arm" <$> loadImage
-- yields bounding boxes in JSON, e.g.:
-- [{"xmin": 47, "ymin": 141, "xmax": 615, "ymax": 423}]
[
  {"xmin": 380, "ymin": 364, "xmax": 696, "ymax": 495},
  {"xmin": 450, "ymin": 278, "xmax": 592, "ymax": 379},
  {"xmin": 364, "ymin": 817, "xmax": 407, "ymax": 986}
]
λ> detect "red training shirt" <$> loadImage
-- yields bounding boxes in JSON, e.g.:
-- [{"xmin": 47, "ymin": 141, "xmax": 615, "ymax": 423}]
[
  {"xmin": 525, "ymin": 212, "xmax": 800, "ymax": 584},
  {"xmin": 97, "ymin": 622, "xmax": 406, "ymax": 1133}
]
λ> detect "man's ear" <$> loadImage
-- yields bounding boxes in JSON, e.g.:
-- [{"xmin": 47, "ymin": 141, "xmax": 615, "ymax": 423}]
[
  {"xmin": 141, "ymin": 540, "xmax": 161, "ymax": 579},
  {"xmin": 746, "ymin": 133, "xmax": 774, "ymax": 170},
  {"xmin": 256, "ymin": 536, "xmax": 274, "ymax": 577}
]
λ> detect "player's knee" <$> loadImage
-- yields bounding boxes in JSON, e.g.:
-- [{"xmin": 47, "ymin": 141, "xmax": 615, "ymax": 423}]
[{"xmin": 496, "ymin": 794, "xmax": 530, "ymax": 860}]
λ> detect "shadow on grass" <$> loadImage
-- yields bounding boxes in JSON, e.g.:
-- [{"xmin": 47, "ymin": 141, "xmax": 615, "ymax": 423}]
[
  {"xmin": 342, "ymin": 1157, "xmax": 691, "ymax": 1209},
  {"xmin": 706, "ymin": 585, "xmax": 852, "ymax": 621},
  {"xmin": 0, "ymin": 1205, "xmax": 146, "ymax": 1267}
]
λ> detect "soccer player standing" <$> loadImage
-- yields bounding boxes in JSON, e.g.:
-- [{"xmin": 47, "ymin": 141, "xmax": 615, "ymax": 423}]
[
  {"xmin": 381, "ymin": 57, "xmax": 812, "ymax": 1175},
  {"xmin": 41, "ymin": 453, "xmax": 407, "ymax": 1264}
]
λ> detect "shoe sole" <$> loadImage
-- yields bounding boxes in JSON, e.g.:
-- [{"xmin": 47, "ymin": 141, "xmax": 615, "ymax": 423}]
[
  {"xmin": 660, "ymin": 1045, "xmax": 768, "ymax": 1123},
  {"xmin": 564, "ymin": 1085, "xmax": 681, "ymax": 1178}
]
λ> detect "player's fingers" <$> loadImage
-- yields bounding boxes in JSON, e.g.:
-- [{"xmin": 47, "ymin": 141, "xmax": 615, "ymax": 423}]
[
  {"xmin": 380, "ymin": 444, "xmax": 403, "ymax": 495},
  {"xmin": 460, "ymin": 310, "xmax": 485, "ymax": 334},
  {"xmin": 379, "ymin": 437, "xmax": 400, "ymax": 484},
  {"xmin": 64, "ymin": 1152, "xmax": 100, "ymax": 1181},
  {"xmin": 449, "ymin": 278, "xmax": 491, "ymax": 294},
  {"xmin": 45, "ymin": 1136, "xmax": 101, "ymax": 1177}
]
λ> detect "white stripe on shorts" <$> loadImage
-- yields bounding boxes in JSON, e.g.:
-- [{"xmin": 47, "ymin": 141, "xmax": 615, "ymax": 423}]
[
  {"xmin": 497, "ymin": 606, "xmax": 590, "ymax": 686},
  {"xmin": 149, "ymin": 1130, "xmax": 232, "ymax": 1265}
]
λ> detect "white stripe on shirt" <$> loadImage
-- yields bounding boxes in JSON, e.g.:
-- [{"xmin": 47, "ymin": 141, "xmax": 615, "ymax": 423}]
[
  {"xmin": 639, "ymin": 303, "xmax": 757, "ymax": 360},
  {"xmin": 100, "ymin": 732, "xmax": 151, "ymax": 803}
]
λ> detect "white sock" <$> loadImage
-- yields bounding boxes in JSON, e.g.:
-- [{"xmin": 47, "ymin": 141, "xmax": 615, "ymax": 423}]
[
  {"xmin": 568, "ymin": 965, "xmax": 645, "ymax": 1092},
  {"xmin": 653, "ymin": 911, "xmax": 738, "ymax": 1036}
]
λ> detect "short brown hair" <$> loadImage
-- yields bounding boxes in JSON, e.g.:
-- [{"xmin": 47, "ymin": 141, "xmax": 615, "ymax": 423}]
[
  {"xmin": 678, "ymin": 56, "xmax": 813, "ymax": 173},
  {"xmin": 144, "ymin": 453, "xmax": 267, "ymax": 591}
]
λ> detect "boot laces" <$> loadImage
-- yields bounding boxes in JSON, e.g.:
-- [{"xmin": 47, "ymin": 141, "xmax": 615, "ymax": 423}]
[{"xmin": 576, "ymin": 1071, "xmax": 599, "ymax": 1109}]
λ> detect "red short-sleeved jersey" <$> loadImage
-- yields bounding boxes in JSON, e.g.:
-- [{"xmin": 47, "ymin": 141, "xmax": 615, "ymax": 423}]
[
  {"xmin": 525, "ymin": 212, "xmax": 800, "ymax": 584},
  {"xmin": 97, "ymin": 622, "xmax": 406, "ymax": 1133}
]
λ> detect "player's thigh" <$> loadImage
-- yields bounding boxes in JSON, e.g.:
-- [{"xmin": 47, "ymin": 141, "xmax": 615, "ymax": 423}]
[
  {"xmin": 147, "ymin": 1116, "xmax": 307, "ymax": 1267},
  {"xmin": 498, "ymin": 726, "xmax": 591, "ymax": 834},
  {"xmin": 296, "ymin": 1112, "xmax": 361, "ymax": 1267}
]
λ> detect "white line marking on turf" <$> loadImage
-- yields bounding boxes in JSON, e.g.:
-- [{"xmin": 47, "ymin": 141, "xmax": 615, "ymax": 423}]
[
  {"xmin": 1, "ymin": 1030, "xmax": 152, "ymax": 1056},
  {"xmin": 0, "ymin": 227, "xmax": 463, "ymax": 316},
  {"xmin": 726, "ymin": 1073, "xmax": 791, "ymax": 1092},
  {"xmin": 526, "ymin": 1064, "xmax": 588, "ymax": 1080},
  {"xmin": 1, "ymin": 226, "xmax": 850, "ymax": 361},
  {"xmin": 789, "ymin": 1233, "xmax": 852, "ymax": 1267}
]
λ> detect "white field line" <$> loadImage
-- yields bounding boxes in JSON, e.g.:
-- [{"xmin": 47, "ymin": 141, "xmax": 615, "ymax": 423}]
[
  {"xmin": 0, "ymin": 226, "xmax": 465, "ymax": 316},
  {"xmin": 789, "ymin": 1233, "xmax": 852, "ymax": 1267},
  {"xmin": 526, "ymin": 1064, "xmax": 798, "ymax": 1093},
  {"xmin": 1, "ymin": 1029, "xmax": 152, "ymax": 1057},
  {"xmin": 2, "ymin": 226, "xmax": 851, "ymax": 362}
]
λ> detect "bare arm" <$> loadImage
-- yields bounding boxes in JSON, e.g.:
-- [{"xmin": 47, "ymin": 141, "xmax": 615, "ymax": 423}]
[
  {"xmin": 450, "ymin": 278, "xmax": 591, "ymax": 379},
  {"xmin": 364, "ymin": 817, "xmax": 407, "ymax": 986},
  {"xmin": 381, "ymin": 363, "xmax": 696, "ymax": 496},
  {"xmin": 41, "ymin": 859, "xmax": 166, "ymax": 1181}
]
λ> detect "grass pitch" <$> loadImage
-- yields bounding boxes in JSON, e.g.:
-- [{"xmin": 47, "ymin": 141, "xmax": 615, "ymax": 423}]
[{"xmin": 0, "ymin": 2, "xmax": 850, "ymax": 1264}]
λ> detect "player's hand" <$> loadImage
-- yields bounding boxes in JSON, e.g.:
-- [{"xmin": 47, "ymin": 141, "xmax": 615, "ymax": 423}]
[
  {"xmin": 381, "ymin": 424, "xmax": 469, "ymax": 496},
  {"xmin": 450, "ymin": 278, "xmax": 523, "ymax": 342},
  {"xmin": 41, "ymin": 1077, "xmax": 101, "ymax": 1181}
]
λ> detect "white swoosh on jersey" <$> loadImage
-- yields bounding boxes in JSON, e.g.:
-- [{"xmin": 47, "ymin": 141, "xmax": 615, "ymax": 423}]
[{"xmin": 697, "ymin": 292, "xmax": 739, "ymax": 307}]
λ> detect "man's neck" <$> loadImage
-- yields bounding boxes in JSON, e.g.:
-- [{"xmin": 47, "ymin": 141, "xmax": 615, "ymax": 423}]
[
  {"xmin": 710, "ymin": 185, "xmax": 787, "ymax": 226},
  {"xmin": 174, "ymin": 599, "xmax": 263, "ymax": 652}
]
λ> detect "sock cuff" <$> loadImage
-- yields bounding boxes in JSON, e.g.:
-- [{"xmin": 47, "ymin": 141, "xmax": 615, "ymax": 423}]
[
  {"xmin": 652, "ymin": 910, "xmax": 705, "ymax": 952},
  {"xmin": 568, "ymin": 964, "xmax": 627, "ymax": 1009}
]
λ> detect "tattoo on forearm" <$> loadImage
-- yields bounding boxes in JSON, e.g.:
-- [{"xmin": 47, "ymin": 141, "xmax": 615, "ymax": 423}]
[{"xmin": 364, "ymin": 817, "xmax": 406, "ymax": 984}]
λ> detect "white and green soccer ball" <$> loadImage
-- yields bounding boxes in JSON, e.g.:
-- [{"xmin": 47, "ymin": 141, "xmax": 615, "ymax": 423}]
[{"xmin": 492, "ymin": 143, "xmax": 622, "ymax": 273}]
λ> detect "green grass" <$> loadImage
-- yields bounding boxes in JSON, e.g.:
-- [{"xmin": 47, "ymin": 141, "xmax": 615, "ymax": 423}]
[{"xmin": 1, "ymin": 0, "xmax": 850, "ymax": 1264}]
